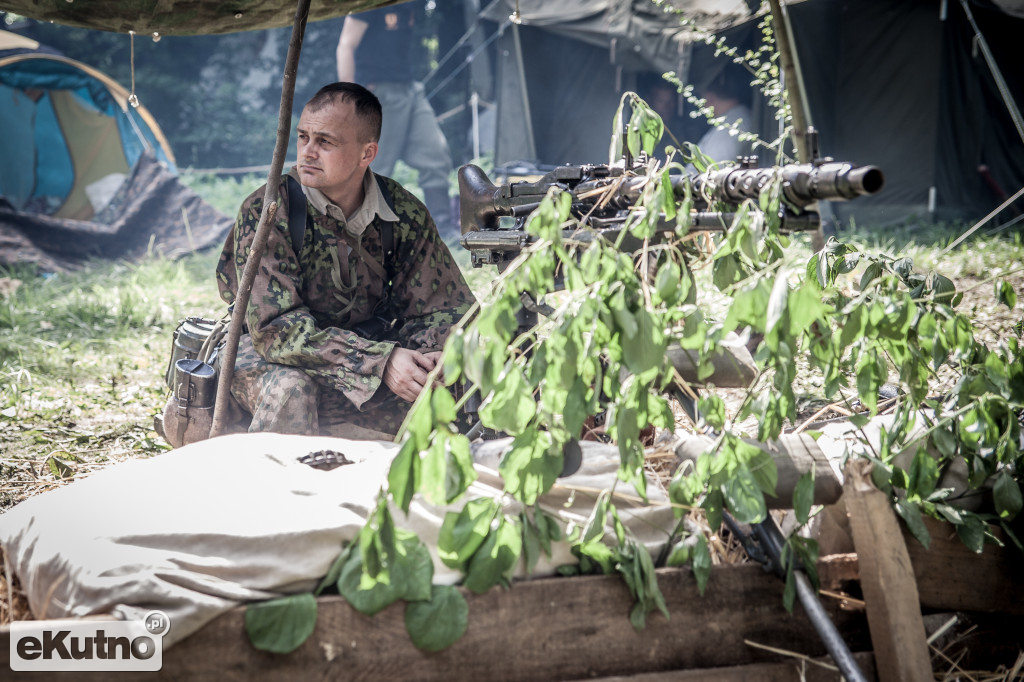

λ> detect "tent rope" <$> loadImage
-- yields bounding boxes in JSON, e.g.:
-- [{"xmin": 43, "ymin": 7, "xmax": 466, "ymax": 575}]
[
  {"xmin": 426, "ymin": 17, "xmax": 508, "ymax": 101},
  {"xmin": 127, "ymin": 31, "xmax": 139, "ymax": 109},
  {"xmin": 959, "ymin": 0, "xmax": 1024, "ymax": 147},
  {"xmin": 421, "ymin": 0, "xmax": 500, "ymax": 86},
  {"xmin": 940, "ymin": 183, "xmax": 1024, "ymax": 256}
]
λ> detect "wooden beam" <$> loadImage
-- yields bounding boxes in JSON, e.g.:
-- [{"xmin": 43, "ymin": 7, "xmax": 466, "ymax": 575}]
[
  {"xmin": 906, "ymin": 515, "xmax": 1024, "ymax": 616},
  {"xmin": 583, "ymin": 651, "xmax": 876, "ymax": 681},
  {"xmin": 844, "ymin": 459, "xmax": 932, "ymax": 682},
  {"xmin": 0, "ymin": 564, "xmax": 870, "ymax": 682}
]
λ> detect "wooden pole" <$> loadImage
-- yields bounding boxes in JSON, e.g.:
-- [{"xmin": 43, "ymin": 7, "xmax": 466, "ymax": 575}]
[
  {"xmin": 767, "ymin": 0, "xmax": 810, "ymax": 163},
  {"xmin": 767, "ymin": 0, "xmax": 827, "ymax": 250},
  {"xmin": 209, "ymin": 0, "xmax": 311, "ymax": 438},
  {"xmin": 844, "ymin": 459, "xmax": 932, "ymax": 682}
]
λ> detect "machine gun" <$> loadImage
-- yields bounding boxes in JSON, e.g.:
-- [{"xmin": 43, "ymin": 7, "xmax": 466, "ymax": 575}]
[{"xmin": 458, "ymin": 152, "xmax": 883, "ymax": 268}]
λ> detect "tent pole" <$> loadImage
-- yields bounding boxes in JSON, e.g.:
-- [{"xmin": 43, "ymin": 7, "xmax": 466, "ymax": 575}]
[
  {"xmin": 767, "ymin": 0, "xmax": 827, "ymax": 248},
  {"xmin": 510, "ymin": 22, "xmax": 537, "ymax": 162},
  {"xmin": 210, "ymin": 0, "xmax": 311, "ymax": 439},
  {"xmin": 767, "ymin": 0, "xmax": 810, "ymax": 163},
  {"xmin": 958, "ymin": 0, "xmax": 1024, "ymax": 146}
]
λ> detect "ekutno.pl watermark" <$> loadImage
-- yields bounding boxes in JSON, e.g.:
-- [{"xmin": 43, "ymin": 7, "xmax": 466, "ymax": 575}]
[{"xmin": 10, "ymin": 610, "xmax": 170, "ymax": 672}]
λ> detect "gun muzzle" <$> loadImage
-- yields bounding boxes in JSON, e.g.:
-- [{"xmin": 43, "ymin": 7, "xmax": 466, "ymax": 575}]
[{"xmin": 701, "ymin": 162, "xmax": 885, "ymax": 208}]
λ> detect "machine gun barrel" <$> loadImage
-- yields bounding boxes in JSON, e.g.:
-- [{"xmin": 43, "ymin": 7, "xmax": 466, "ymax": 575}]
[
  {"xmin": 459, "ymin": 161, "xmax": 884, "ymax": 237},
  {"xmin": 696, "ymin": 162, "xmax": 884, "ymax": 209}
]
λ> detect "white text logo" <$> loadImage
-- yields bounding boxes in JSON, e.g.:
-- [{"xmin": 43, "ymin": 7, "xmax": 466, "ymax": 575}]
[{"xmin": 10, "ymin": 610, "xmax": 169, "ymax": 672}]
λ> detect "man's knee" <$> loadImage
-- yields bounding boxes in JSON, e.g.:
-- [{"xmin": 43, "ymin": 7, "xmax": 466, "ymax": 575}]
[{"xmin": 238, "ymin": 363, "xmax": 321, "ymax": 434}]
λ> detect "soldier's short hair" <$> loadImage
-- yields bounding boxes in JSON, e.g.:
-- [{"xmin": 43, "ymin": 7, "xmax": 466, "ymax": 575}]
[{"xmin": 306, "ymin": 82, "xmax": 383, "ymax": 142}]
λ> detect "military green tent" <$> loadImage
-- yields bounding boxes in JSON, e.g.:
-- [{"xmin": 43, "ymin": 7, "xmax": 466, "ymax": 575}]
[{"xmin": 481, "ymin": 0, "xmax": 1024, "ymax": 228}]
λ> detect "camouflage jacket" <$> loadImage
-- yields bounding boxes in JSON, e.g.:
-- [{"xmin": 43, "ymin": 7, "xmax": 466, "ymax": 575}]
[{"xmin": 216, "ymin": 171, "xmax": 475, "ymax": 409}]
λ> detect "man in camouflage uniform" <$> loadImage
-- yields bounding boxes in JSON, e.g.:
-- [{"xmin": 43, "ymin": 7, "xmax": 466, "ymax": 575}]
[{"xmin": 216, "ymin": 82, "xmax": 474, "ymax": 438}]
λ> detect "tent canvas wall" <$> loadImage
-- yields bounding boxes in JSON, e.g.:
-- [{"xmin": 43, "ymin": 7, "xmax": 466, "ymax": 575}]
[
  {"xmin": 484, "ymin": 0, "xmax": 751, "ymax": 168},
  {"xmin": 0, "ymin": 30, "xmax": 231, "ymax": 271},
  {"xmin": 788, "ymin": 0, "xmax": 1024, "ymax": 227},
  {"xmin": 482, "ymin": 0, "xmax": 1024, "ymax": 228}
]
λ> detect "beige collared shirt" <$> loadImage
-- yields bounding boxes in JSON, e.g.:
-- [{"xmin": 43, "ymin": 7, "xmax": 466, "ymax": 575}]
[{"xmin": 288, "ymin": 168, "xmax": 399, "ymax": 237}]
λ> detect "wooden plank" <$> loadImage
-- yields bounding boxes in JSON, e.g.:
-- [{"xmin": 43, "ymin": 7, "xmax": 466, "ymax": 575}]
[
  {"xmin": 0, "ymin": 564, "xmax": 870, "ymax": 681},
  {"xmin": 581, "ymin": 651, "xmax": 877, "ymax": 681},
  {"xmin": 844, "ymin": 458, "xmax": 932, "ymax": 682},
  {"xmin": 906, "ymin": 515, "xmax": 1024, "ymax": 615}
]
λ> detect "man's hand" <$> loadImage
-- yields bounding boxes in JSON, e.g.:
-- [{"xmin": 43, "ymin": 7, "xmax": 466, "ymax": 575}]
[{"xmin": 383, "ymin": 348, "xmax": 440, "ymax": 403}]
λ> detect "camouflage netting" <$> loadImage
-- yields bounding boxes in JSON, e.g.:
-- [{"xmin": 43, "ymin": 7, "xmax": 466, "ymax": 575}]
[{"xmin": 0, "ymin": 0, "xmax": 398, "ymax": 36}]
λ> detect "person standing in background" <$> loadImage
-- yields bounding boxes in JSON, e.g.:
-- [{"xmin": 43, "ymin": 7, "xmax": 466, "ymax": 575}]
[
  {"xmin": 693, "ymin": 67, "xmax": 754, "ymax": 165},
  {"xmin": 337, "ymin": 4, "xmax": 458, "ymax": 239}
]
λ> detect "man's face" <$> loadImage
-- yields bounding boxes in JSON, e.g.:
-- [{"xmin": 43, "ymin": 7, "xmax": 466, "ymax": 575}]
[{"xmin": 295, "ymin": 98, "xmax": 377, "ymax": 205}]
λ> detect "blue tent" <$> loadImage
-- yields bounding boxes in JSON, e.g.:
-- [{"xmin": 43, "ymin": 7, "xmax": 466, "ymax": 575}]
[
  {"xmin": 0, "ymin": 30, "xmax": 175, "ymax": 219},
  {"xmin": 0, "ymin": 30, "xmax": 228, "ymax": 271}
]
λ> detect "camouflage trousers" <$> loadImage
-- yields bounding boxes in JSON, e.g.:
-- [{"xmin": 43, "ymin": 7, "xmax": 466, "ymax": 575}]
[{"xmin": 226, "ymin": 334, "xmax": 411, "ymax": 439}]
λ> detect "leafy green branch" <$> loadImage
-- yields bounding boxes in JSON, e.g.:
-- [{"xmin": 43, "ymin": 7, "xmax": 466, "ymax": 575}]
[{"xmin": 243, "ymin": 3, "xmax": 1023, "ymax": 653}]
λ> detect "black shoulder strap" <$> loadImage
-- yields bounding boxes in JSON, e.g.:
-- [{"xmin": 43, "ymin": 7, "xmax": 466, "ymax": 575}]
[
  {"xmin": 285, "ymin": 174, "xmax": 307, "ymax": 256},
  {"xmin": 286, "ymin": 173, "xmax": 397, "ymax": 282},
  {"xmin": 374, "ymin": 172, "xmax": 397, "ymax": 281}
]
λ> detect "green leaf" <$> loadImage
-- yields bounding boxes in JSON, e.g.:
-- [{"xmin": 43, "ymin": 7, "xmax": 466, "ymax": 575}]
[
  {"xmin": 499, "ymin": 430, "xmax": 562, "ymax": 505},
  {"xmin": 859, "ymin": 261, "xmax": 883, "ymax": 290},
  {"xmin": 993, "ymin": 472, "xmax": 1023, "ymax": 521},
  {"xmin": 316, "ymin": 548, "xmax": 348, "ymax": 596},
  {"xmin": 995, "ymin": 280, "xmax": 1017, "ymax": 309},
  {"xmin": 358, "ymin": 496, "xmax": 396, "ymax": 580},
  {"xmin": 431, "ymin": 386, "xmax": 458, "ymax": 424},
  {"xmin": 692, "ymin": 535, "xmax": 712, "ymax": 595},
  {"xmin": 339, "ymin": 531, "xmax": 434, "ymax": 615},
  {"xmin": 930, "ymin": 273, "xmax": 957, "ymax": 305},
  {"xmin": 45, "ymin": 455, "xmax": 74, "ymax": 479},
  {"xmin": 420, "ymin": 430, "xmax": 477, "ymax": 506},
  {"xmin": 665, "ymin": 539, "xmax": 692, "ymax": 567},
  {"xmin": 839, "ymin": 305, "xmax": 867, "ymax": 351},
  {"xmin": 244, "ymin": 593, "xmax": 318, "ymax": 654},
  {"xmin": 955, "ymin": 512, "xmax": 987, "ymax": 553},
  {"xmin": 765, "ymin": 270, "xmax": 789, "ymax": 334},
  {"xmin": 702, "ymin": 489, "xmax": 724, "ymax": 531},
  {"xmin": 463, "ymin": 516, "xmax": 522, "ymax": 594},
  {"xmin": 438, "ymin": 498, "xmax": 500, "ymax": 570},
  {"xmin": 721, "ymin": 466, "xmax": 767, "ymax": 524},
  {"xmin": 697, "ymin": 394, "xmax": 726, "ymax": 430},
  {"xmin": 479, "ymin": 367, "xmax": 536, "ymax": 435},
  {"xmin": 787, "ymin": 281, "xmax": 830, "ymax": 338},
  {"xmin": 404, "ymin": 585, "xmax": 469, "ymax": 652},
  {"xmin": 388, "ymin": 437, "xmax": 421, "ymax": 514},
  {"xmin": 622, "ymin": 307, "xmax": 666, "ymax": 375},
  {"xmin": 782, "ymin": 561, "xmax": 796, "ymax": 613},
  {"xmin": 441, "ymin": 328, "xmax": 465, "ymax": 385},
  {"xmin": 908, "ymin": 447, "xmax": 939, "ymax": 501},
  {"xmin": 930, "ymin": 427, "xmax": 957, "ymax": 458},
  {"xmin": 895, "ymin": 499, "xmax": 931, "ymax": 549},
  {"xmin": 736, "ymin": 440, "xmax": 778, "ymax": 497},
  {"xmin": 654, "ymin": 260, "xmax": 682, "ymax": 305},
  {"xmin": 793, "ymin": 471, "xmax": 814, "ymax": 525},
  {"xmin": 856, "ymin": 350, "xmax": 885, "ymax": 413}
]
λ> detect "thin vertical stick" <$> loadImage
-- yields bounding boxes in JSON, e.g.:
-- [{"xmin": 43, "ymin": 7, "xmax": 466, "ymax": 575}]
[{"xmin": 209, "ymin": 0, "xmax": 311, "ymax": 438}]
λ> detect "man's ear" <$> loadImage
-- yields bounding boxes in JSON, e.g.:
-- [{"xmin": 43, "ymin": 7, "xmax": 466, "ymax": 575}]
[{"xmin": 361, "ymin": 141, "xmax": 378, "ymax": 167}]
